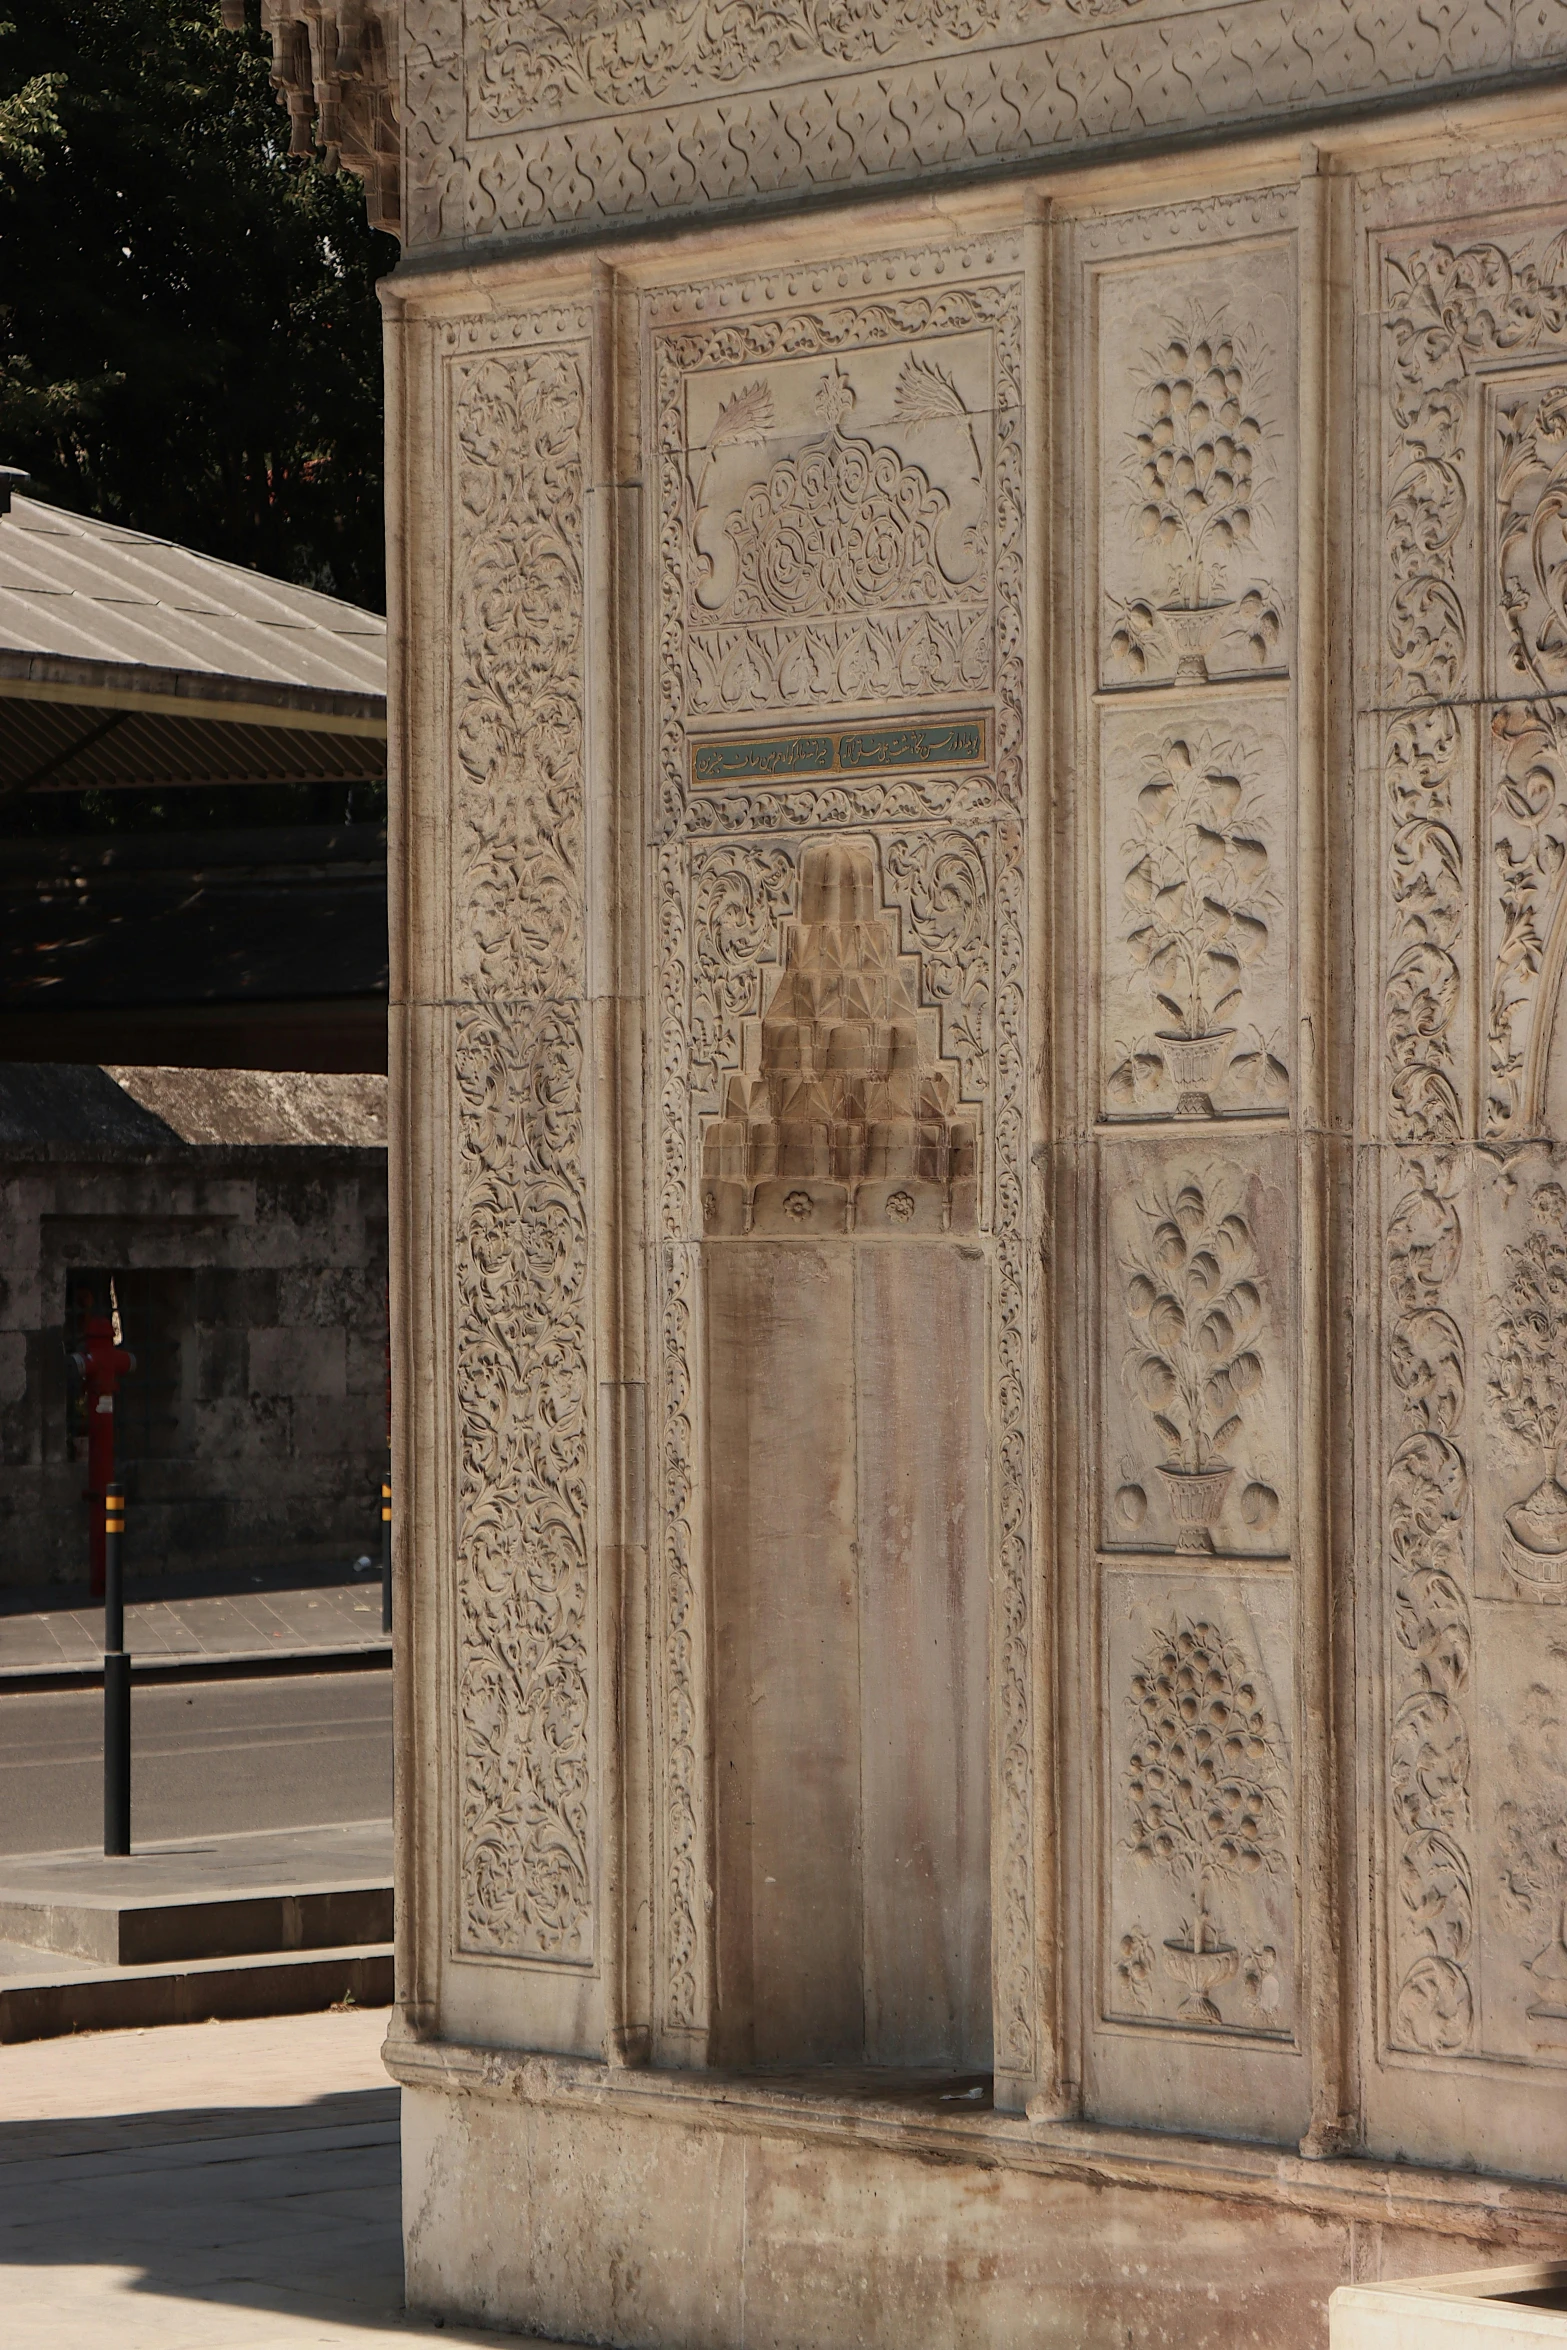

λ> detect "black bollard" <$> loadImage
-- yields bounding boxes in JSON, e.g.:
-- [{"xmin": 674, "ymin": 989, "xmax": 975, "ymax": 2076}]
[
  {"xmin": 103, "ymin": 1481, "xmax": 130, "ymax": 1855},
  {"xmin": 380, "ymin": 1467, "xmax": 392, "ymax": 1638}
]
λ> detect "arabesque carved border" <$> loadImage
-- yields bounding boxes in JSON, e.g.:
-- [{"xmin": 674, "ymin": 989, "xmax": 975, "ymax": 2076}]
[
  {"xmin": 395, "ymin": 0, "xmax": 1567, "ymax": 248},
  {"xmin": 449, "ymin": 331, "xmax": 596, "ymax": 1966}
]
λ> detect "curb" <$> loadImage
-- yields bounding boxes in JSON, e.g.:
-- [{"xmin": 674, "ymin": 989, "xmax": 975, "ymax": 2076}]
[{"xmin": 0, "ymin": 1642, "xmax": 392, "ymax": 1694}]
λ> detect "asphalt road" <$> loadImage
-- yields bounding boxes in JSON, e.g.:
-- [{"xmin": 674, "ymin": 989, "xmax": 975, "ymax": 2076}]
[{"xmin": 0, "ymin": 1671, "xmax": 393, "ymax": 1856}]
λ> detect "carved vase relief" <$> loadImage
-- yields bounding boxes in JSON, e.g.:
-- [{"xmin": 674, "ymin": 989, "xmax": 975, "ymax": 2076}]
[
  {"xmin": 1110, "ymin": 314, "xmax": 1279, "ymax": 683},
  {"xmin": 1099, "ymin": 264, "xmax": 1291, "ymax": 692},
  {"xmin": 1124, "ymin": 1617, "xmax": 1287, "ymax": 2022}
]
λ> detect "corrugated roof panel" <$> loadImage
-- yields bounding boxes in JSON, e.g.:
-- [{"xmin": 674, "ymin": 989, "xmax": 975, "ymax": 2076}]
[{"xmin": 0, "ymin": 497, "xmax": 386, "ymax": 694}]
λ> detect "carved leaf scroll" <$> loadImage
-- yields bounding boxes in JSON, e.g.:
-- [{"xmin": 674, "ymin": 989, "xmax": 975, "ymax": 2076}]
[
  {"xmin": 401, "ymin": 0, "xmax": 1567, "ymax": 249},
  {"xmin": 1385, "ymin": 1165, "xmax": 1473, "ymax": 2051},
  {"xmin": 1489, "ymin": 385, "xmax": 1567, "ymax": 1139},
  {"xmin": 452, "ymin": 343, "xmax": 594, "ymax": 1963}
]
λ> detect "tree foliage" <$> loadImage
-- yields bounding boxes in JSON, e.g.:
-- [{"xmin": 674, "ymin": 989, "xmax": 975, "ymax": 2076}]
[{"xmin": 0, "ymin": 1, "xmax": 393, "ymax": 609}]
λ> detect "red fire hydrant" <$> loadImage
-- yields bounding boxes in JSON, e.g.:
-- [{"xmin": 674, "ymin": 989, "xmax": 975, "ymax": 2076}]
[{"xmin": 71, "ymin": 1311, "xmax": 135, "ymax": 1599}]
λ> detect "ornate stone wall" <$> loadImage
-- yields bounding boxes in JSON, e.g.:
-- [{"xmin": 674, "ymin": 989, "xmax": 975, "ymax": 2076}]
[
  {"xmin": 1357, "ymin": 147, "xmax": 1567, "ymax": 2180},
  {"xmin": 383, "ymin": 51, "xmax": 1567, "ymax": 2350}
]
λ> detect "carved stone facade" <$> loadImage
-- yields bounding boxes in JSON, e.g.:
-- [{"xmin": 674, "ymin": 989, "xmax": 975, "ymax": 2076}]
[{"xmin": 382, "ymin": 16, "xmax": 1567, "ymax": 2349}]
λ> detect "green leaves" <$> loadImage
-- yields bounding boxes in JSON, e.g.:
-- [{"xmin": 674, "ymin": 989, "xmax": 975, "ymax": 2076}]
[{"xmin": 0, "ymin": 1, "xmax": 394, "ymax": 608}]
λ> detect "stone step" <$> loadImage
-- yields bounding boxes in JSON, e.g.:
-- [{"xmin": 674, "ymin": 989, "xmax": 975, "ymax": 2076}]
[
  {"xmin": 0, "ymin": 1941, "xmax": 392, "ymax": 2044},
  {"xmin": 0, "ymin": 1878, "xmax": 391, "ymax": 1967}
]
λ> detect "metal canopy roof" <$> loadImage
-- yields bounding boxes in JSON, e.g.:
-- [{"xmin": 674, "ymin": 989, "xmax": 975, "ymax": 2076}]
[{"xmin": 0, "ymin": 490, "xmax": 387, "ymax": 792}]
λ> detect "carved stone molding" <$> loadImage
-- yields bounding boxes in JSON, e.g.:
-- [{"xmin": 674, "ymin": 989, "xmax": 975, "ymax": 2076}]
[
  {"xmin": 396, "ymin": 0, "xmax": 1567, "ymax": 249},
  {"xmin": 226, "ymin": 0, "xmax": 400, "ymax": 235},
  {"xmin": 449, "ymin": 331, "xmax": 595, "ymax": 1965}
]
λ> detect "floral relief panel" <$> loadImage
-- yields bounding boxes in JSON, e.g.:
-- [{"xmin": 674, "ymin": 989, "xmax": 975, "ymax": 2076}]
[
  {"xmin": 1099, "ymin": 695, "xmax": 1293, "ymax": 1124},
  {"xmin": 448, "ymin": 322, "xmax": 596, "ymax": 1967},
  {"xmin": 1096, "ymin": 241, "xmax": 1294, "ymax": 694},
  {"xmin": 1366, "ymin": 176, "xmax": 1567, "ymax": 2143},
  {"xmin": 1101, "ymin": 1570, "xmax": 1297, "ymax": 2044},
  {"xmin": 1100, "ymin": 1139, "xmax": 1294, "ymax": 1564}
]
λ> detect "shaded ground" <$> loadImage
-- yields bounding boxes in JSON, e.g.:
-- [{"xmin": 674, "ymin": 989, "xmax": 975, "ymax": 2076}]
[{"xmin": 0, "ymin": 2010, "xmax": 545, "ymax": 2346}]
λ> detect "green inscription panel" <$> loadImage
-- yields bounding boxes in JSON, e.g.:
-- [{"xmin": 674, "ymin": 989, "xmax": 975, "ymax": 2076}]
[{"xmin": 692, "ymin": 714, "xmax": 987, "ymax": 788}]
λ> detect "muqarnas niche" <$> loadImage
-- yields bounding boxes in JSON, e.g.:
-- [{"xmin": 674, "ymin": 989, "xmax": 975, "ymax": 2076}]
[
  {"xmin": 701, "ymin": 835, "xmax": 978, "ymax": 1238},
  {"xmin": 701, "ymin": 832, "xmax": 990, "ymax": 2075}
]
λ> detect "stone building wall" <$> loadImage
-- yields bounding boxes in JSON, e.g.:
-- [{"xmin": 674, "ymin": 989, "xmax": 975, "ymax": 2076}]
[
  {"xmin": 304, "ymin": 0, "xmax": 1567, "ymax": 2339},
  {"xmin": 0, "ymin": 1143, "xmax": 388, "ymax": 1588}
]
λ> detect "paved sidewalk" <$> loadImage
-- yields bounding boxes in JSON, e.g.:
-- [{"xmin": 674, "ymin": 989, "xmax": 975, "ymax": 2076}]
[
  {"xmin": 0, "ymin": 1564, "xmax": 389, "ymax": 1685},
  {"xmin": 0, "ymin": 2009, "xmax": 566, "ymax": 2346}
]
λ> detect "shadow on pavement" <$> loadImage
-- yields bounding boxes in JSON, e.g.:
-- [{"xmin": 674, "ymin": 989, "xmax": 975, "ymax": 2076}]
[{"xmin": 0, "ymin": 2083, "xmax": 441, "ymax": 2339}]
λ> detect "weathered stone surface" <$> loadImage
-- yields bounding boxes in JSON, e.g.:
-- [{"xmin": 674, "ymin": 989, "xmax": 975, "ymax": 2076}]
[{"xmin": 381, "ymin": 16, "xmax": 1567, "ymax": 2343}]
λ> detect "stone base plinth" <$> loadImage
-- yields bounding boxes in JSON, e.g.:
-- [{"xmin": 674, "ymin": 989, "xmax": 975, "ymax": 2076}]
[
  {"xmin": 390, "ymin": 2039, "xmax": 1567, "ymax": 2350},
  {"xmin": 1331, "ymin": 2267, "xmax": 1567, "ymax": 2348}
]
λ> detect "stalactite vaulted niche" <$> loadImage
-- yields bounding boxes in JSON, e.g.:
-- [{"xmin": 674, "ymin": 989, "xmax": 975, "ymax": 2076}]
[
  {"xmin": 649, "ymin": 245, "xmax": 1028, "ymax": 2086},
  {"xmin": 702, "ymin": 833, "xmax": 990, "ymax": 2070}
]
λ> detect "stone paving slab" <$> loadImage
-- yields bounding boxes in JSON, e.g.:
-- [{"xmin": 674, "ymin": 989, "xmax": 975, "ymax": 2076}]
[
  {"xmin": 0, "ymin": 2010, "xmax": 565, "ymax": 2346},
  {"xmin": 0, "ymin": 1569, "xmax": 389, "ymax": 1684},
  {"xmin": 0, "ymin": 1818, "xmax": 393, "ymax": 1911}
]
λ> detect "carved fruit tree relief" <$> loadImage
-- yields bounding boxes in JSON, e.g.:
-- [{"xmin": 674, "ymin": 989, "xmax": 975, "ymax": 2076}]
[
  {"xmin": 1102, "ymin": 717, "xmax": 1290, "ymax": 1121},
  {"xmin": 1106, "ymin": 1601, "xmax": 1295, "ymax": 2038},
  {"xmin": 450, "ymin": 338, "xmax": 594, "ymax": 1963},
  {"xmin": 1100, "ymin": 272, "xmax": 1291, "ymax": 691},
  {"xmin": 1108, "ymin": 1159, "xmax": 1284, "ymax": 1558}
]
